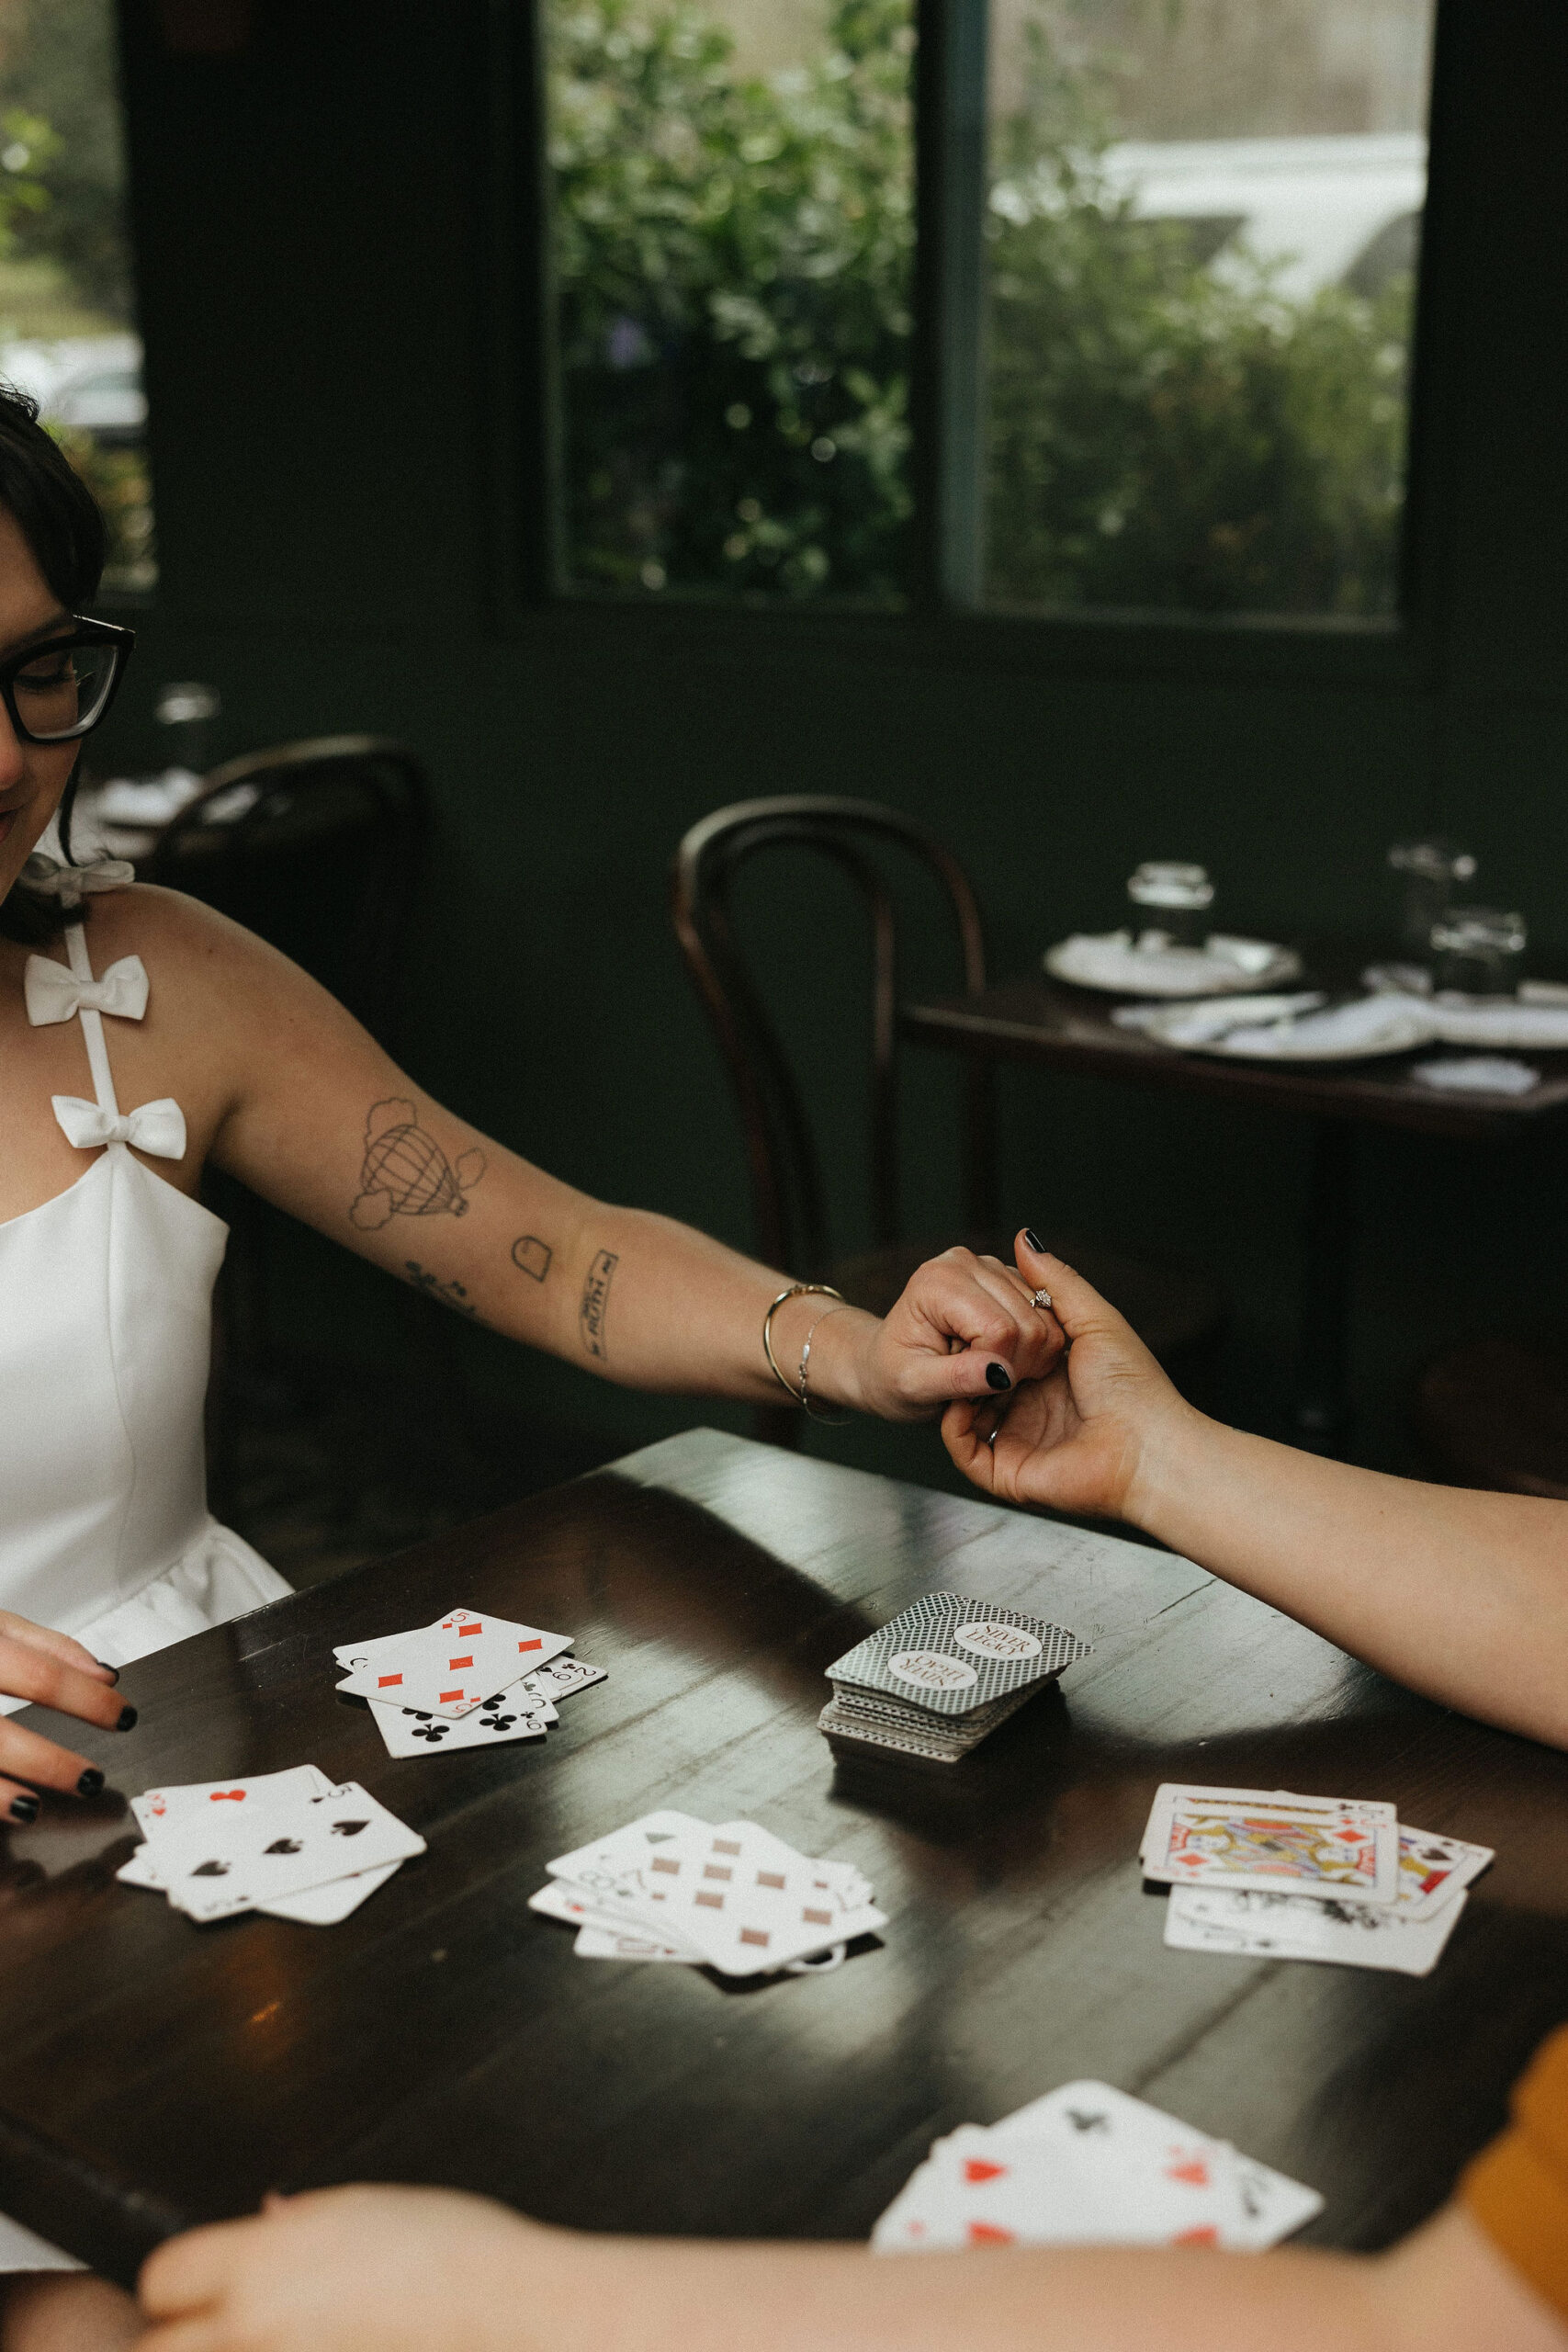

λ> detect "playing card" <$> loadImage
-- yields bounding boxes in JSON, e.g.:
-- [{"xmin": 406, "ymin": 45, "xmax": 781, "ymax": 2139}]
[
  {"xmin": 873, "ymin": 2083, "xmax": 1323, "ymax": 2255},
  {"xmin": 1142, "ymin": 1785, "xmax": 1398, "ymax": 1904},
  {"xmin": 546, "ymin": 1809, "xmax": 714, "ymax": 1900},
  {"xmin": 1390, "ymin": 1826, "xmax": 1494, "ymax": 1920},
  {"xmin": 335, "ymin": 1611, "xmax": 573, "ymax": 1717},
  {"xmin": 587, "ymin": 1818, "xmax": 887, "ymax": 1975},
  {"xmin": 362, "ymin": 1689, "xmax": 552, "ymax": 1759},
  {"xmin": 261, "ymin": 1862, "xmax": 405, "ymax": 1925},
  {"xmin": 875, "ymin": 2121, "xmax": 1245, "ymax": 2252},
  {"xmin": 131, "ymin": 1764, "xmax": 333, "ymax": 1837},
  {"xmin": 1166, "ymin": 1884, "xmax": 1469, "ymax": 1976},
  {"xmin": 523, "ymin": 1656, "xmax": 607, "ymax": 1704},
  {"xmin": 828, "ymin": 1595, "xmax": 1090, "ymax": 1720},
  {"xmin": 984, "ymin": 2081, "xmax": 1322, "ymax": 2250},
  {"xmin": 573, "ymin": 1923, "xmax": 696, "ymax": 1962},
  {"xmin": 151, "ymin": 1781, "xmax": 426, "ymax": 1923}
]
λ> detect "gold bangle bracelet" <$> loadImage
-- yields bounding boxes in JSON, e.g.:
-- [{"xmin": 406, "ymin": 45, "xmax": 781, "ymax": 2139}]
[{"xmin": 762, "ymin": 1282, "xmax": 844, "ymax": 1403}]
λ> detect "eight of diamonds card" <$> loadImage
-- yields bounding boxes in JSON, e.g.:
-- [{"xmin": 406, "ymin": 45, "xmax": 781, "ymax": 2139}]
[
  {"xmin": 827, "ymin": 1596, "xmax": 1090, "ymax": 1718},
  {"xmin": 1141, "ymin": 1785, "xmax": 1399, "ymax": 1904}
]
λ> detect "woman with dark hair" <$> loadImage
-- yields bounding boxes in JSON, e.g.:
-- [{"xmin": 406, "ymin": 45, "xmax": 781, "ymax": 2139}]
[{"xmin": 0, "ymin": 384, "xmax": 1056, "ymax": 2346}]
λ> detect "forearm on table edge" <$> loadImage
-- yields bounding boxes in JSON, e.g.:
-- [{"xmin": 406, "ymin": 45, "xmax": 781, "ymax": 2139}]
[
  {"xmin": 559, "ymin": 2233, "xmax": 1395, "ymax": 2352},
  {"xmin": 1127, "ymin": 1410, "xmax": 1568, "ymax": 1748},
  {"xmin": 547, "ymin": 1202, "xmax": 879, "ymax": 1406}
]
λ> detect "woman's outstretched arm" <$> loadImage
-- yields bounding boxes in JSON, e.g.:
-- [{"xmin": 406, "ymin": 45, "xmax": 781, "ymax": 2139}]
[
  {"xmin": 136, "ymin": 890, "xmax": 1055, "ymax": 1419},
  {"xmin": 944, "ymin": 1237, "xmax": 1568, "ymax": 1751}
]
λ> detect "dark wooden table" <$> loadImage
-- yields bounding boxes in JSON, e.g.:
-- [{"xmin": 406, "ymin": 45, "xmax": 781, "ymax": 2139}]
[
  {"xmin": 904, "ymin": 976, "xmax": 1568, "ymax": 1442},
  {"xmin": 6, "ymin": 1429, "xmax": 1566, "ymax": 2286}
]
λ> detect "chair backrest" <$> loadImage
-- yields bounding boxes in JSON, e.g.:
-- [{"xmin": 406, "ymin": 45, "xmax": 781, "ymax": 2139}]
[
  {"xmin": 140, "ymin": 734, "xmax": 431, "ymax": 1051},
  {"xmin": 671, "ymin": 795, "xmax": 995, "ymax": 1278}
]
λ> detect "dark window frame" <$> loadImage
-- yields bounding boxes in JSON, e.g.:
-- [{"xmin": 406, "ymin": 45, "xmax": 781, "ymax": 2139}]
[{"xmin": 487, "ymin": 0, "xmax": 1454, "ymax": 692}]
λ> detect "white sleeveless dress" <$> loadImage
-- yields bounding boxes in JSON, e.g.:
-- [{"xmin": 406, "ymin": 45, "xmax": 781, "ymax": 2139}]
[{"xmin": 0, "ymin": 875, "xmax": 290, "ymax": 2268}]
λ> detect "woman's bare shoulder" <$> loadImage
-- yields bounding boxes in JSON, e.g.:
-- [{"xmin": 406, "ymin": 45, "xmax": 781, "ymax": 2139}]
[{"xmin": 88, "ymin": 883, "xmax": 350, "ymax": 1027}]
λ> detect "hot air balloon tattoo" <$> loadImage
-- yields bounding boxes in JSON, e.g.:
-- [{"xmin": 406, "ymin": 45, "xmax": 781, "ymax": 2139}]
[{"xmin": 349, "ymin": 1099, "xmax": 486, "ymax": 1230}]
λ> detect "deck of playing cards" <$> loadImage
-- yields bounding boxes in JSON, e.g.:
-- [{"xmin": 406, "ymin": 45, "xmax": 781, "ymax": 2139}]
[
  {"xmin": 529, "ymin": 1809, "xmax": 886, "ymax": 1977},
  {"xmin": 117, "ymin": 1765, "xmax": 425, "ymax": 1925},
  {"xmin": 333, "ymin": 1603, "xmax": 606, "ymax": 1758},
  {"xmin": 820, "ymin": 1595, "xmax": 1091, "ymax": 1762},
  {"xmin": 1143, "ymin": 1785, "xmax": 1491, "ymax": 1976},
  {"xmin": 873, "ymin": 2081, "xmax": 1323, "ymax": 2252}
]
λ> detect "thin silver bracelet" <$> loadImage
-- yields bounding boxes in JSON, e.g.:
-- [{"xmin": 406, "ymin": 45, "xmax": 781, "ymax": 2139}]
[
  {"xmin": 762, "ymin": 1283, "xmax": 844, "ymax": 1403},
  {"xmin": 800, "ymin": 1304, "xmax": 852, "ymax": 1424}
]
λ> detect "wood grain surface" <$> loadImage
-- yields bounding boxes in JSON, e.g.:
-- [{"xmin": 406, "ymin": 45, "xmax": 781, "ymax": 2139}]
[{"xmin": 3, "ymin": 1430, "xmax": 1565, "ymax": 2285}]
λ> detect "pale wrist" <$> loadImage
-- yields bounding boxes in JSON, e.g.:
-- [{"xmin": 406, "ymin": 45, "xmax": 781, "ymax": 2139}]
[{"xmin": 1121, "ymin": 1396, "xmax": 1216, "ymax": 1538}]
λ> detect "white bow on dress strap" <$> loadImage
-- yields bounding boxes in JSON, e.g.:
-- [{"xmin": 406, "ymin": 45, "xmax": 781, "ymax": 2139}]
[
  {"xmin": 24, "ymin": 953, "xmax": 150, "ymax": 1027},
  {"xmin": 51, "ymin": 1094, "xmax": 187, "ymax": 1161},
  {"xmin": 20, "ymin": 853, "xmax": 136, "ymax": 903}
]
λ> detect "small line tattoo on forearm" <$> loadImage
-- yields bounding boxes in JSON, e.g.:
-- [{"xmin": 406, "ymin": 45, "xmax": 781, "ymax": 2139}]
[
  {"xmin": 350, "ymin": 1099, "xmax": 485, "ymax": 1230},
  {"xmin": 512, "ymin": 1236, "xmax": 553, "ymax": 1283},
  {"xmin": 402, "ymin": 1261, "xmax": 478, "ymax": 1317},
  {"xmin": 579, "ymin": 1249, "xmax": 618, "ymax": 1360}
]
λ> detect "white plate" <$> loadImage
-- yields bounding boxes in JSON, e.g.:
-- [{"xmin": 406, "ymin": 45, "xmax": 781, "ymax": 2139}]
[
  {"xmin": 1046, "ymin": 930, "xmax": 1303, "ymax": 998},
  {"xmin": 1125, "ymin": 994, "xmax": 1432, "ymax": 1063}
]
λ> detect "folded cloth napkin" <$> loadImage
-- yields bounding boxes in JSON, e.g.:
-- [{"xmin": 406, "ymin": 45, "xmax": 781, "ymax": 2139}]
[
  {"xmin": 1412, "ymin": 1055, "xmax": 1540, "ymax": 1095},
  {"xmin": 1214, "ymin": 995, "xmax": 1433, "ymax": 1059},
  {"xmin": 1425, "ymin": 1000, "xmax": 1568, "ymax": 1048},
  {"xmin": 1114, "ymin": 992, "xmax": 1324, "ymax": 1048}
]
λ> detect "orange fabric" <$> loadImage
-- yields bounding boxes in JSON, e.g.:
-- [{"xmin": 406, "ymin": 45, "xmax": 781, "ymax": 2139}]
[{"xmin": 1462, "ymin": 2021, "xmax": 1568, "ymax": 2320}]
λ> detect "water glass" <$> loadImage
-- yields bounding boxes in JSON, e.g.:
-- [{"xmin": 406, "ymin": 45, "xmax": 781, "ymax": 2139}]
[
  {"xmin": 1388, "ymin": 839, "xmax": 1476, "ymax": 966},
  {"xmin": 1430, "ymin": 907, "xmax": 1527, "ymax": 999},
  {"xmin": 1127, "ymin": 861, "xmax": 1213, "ymax": 950}
]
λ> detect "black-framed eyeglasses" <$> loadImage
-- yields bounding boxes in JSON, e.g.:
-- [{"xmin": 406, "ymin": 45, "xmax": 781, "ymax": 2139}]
[{"xmin": 0, "ymin": 616, "xmax": 134, "ymax": 745}]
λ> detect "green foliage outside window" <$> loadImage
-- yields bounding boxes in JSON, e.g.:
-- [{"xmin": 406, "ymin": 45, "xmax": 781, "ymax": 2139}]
[
  {"xmin": 549, "ymin": 0, "xmax": 916, "ymax": 602},
  {"xmin": 550, "ymin": 0, "xmax": 1416, "ymax": 616}
]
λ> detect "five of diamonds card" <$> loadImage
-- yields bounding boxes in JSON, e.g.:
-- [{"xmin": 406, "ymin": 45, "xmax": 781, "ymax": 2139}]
[{"xmin": 332, "ymin": 1605, "xmax": 607, "ymax": 1758}]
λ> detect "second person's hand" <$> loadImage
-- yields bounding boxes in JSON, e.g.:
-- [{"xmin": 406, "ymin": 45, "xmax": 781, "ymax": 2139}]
[{"xmin": 942, "ymin": 1237, "xmax": 1201, "ymax": 1523}]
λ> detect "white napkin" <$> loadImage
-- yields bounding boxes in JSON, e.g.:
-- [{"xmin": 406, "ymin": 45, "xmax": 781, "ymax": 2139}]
[{"xmin": 1412, "ymin": 1056, "xmax": 1540, "ymax": 1095}]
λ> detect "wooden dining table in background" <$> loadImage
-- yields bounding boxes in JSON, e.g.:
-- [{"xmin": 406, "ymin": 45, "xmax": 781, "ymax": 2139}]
[
  {"xmin": 2, "ymin": 1429, "xmax": 1564, "ymax": 2287},
  {"xmin": 902, "ymin": 975, "xmax": 1568, "ymax": 1445}
]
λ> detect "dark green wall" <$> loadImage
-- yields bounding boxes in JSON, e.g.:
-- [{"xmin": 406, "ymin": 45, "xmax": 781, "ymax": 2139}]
[{"xmin": 103, "ymin": 0, "xmax": 1568, "ymax": 1486}]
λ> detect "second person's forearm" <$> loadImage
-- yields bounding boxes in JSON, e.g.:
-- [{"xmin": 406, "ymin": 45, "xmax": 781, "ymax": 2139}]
[{"xmin": 1128, "ymin": 1408, "xmax": 1568, "ymax": 1747}]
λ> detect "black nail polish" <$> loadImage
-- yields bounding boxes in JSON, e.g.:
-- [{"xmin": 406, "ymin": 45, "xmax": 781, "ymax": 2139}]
[
  {"xmin": 1023, "ymin": 1227, "xmax": 1044, "ymax": 1253},
  {"xmin": 96, "ymin": 1661, "xmax": 120, "ymax": 1684},
  {"xmin": 7, "ymin": 1795, "xmax": 38, "ymax": 1825},
  {"xmin": 986, "ymin": 1363, "xmax": 1012, "ymax": 1392},
  {"xmin": 115, "ymin": 1705, "xmax": 138, "ymax": 1733},
  {"xmin": 76, "ymin": 1768, "xmax": 104, "ymax": 1797}
]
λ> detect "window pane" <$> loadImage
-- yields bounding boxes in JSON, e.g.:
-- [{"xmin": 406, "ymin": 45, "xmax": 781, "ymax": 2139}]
[
  {"xmin": 983, "ymin": 0, "xmax": 1436, "ymax": 618},
  {"xmin": 547, "ymin": 0, "xmax": 915, "ymax": 604},
  {"xmin": 0, "ymin": 0, "xmax": 153, "ymax": 594}
]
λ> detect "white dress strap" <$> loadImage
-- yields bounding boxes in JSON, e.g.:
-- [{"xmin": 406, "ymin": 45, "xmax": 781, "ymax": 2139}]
[{"xmin": 29, "ymin": 919, "xmax": 188, "ymax": 1163}]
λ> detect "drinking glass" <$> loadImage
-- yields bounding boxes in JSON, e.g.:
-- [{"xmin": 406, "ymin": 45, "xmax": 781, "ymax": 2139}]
[
  {"xmin": 1388, "ymin": 839, "xmax": 1476, "ymax": 967},
  {"xmin": 1429, "ymin": 907, "xmax": 1527, "ymax": 999},
  {"xmin": 1127, "ymin": 861, "xmax": 1213, "ymax": 950}
]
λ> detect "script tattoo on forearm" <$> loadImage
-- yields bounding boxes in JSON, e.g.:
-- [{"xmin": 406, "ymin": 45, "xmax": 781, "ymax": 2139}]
[
  {"xmin": 401, "ymin": 1261, "xmax": 478, "ymax": 1318},
  {"xmin": 349, "ymin": 1099, "xmax": 485, "ymax": 1230},
  {"xmin": 579, "ymin": 1249, "xmax": 619, "ymax": 1360},
  {"xmin": 512, "ymin": 1236, "xmax": 553, "ymax": 1283}
]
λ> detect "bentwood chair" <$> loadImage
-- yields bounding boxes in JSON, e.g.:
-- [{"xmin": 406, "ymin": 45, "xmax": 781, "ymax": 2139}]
[
  {"xmin": 140, "ymin": 734, "xmax": 432, "ymax": 1051},
  {"xmin": 672, "ymin": 796, "xmax": 1225, "ymax": 1447}
]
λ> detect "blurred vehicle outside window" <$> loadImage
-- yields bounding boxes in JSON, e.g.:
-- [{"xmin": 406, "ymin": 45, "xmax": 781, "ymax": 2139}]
[
  {"xmin": 0, "ymin": 0, "xmax": 153, "ymax": 594},
  {"xmin": 981, "ymin": 0, "xmax": 1438, "ymax": 617},
  {"xmin": 547, "ymin": 0, "xmax": 1436, "ymax": 624}
]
